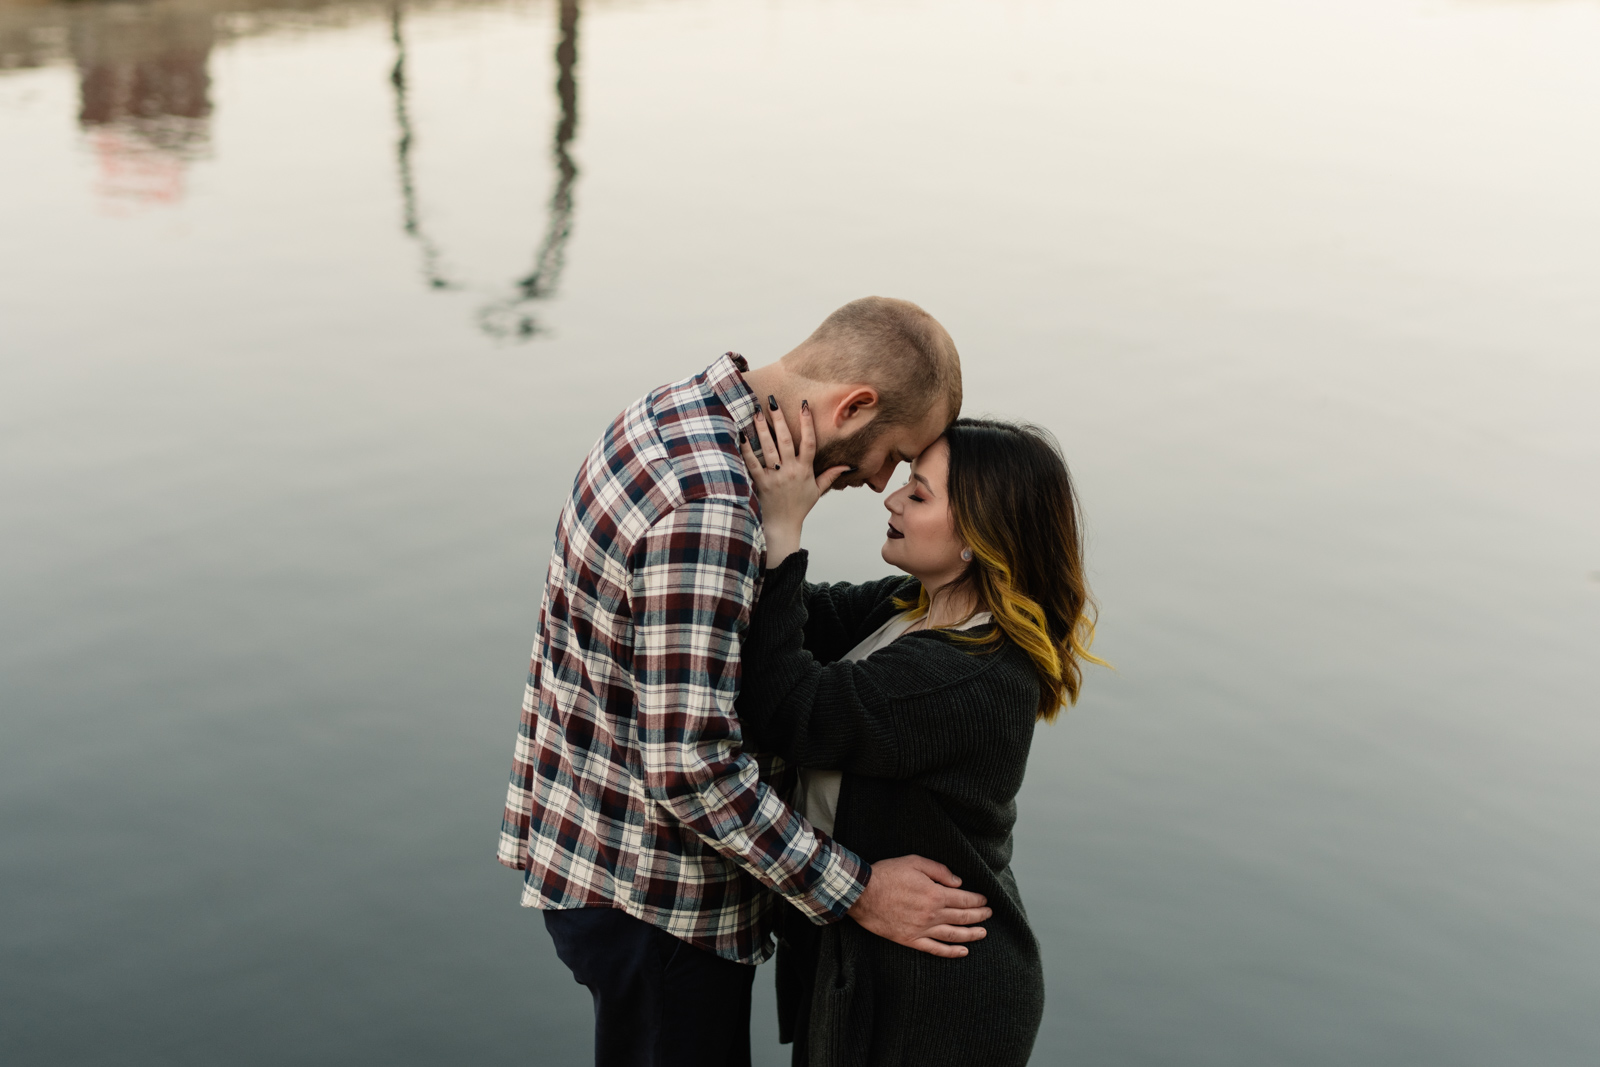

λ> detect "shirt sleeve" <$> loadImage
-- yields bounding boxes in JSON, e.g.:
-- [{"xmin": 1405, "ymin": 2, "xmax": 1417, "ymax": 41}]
[{"xmin": 629, "ymin": 499, "xmax": 869, "ymax": 924}]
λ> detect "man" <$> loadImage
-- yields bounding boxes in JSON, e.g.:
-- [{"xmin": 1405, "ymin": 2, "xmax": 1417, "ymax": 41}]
[{"xmin": 498, "ymin": 297, "xmax": 991, "ymax": 1066}]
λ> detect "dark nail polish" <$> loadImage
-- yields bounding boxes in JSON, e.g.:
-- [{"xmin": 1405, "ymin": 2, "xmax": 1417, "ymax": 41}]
[
  {"xmin": 801, "ymin": 399, "xmax": 809, "ymax": 412},
  {"xmin": 768, "ymin": 394, "xmax": 778, "ymax": 410}
]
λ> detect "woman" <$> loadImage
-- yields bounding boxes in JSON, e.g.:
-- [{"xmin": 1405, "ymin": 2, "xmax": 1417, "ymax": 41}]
[{"xmin": 737, "ymin": 407, "xmax": 1103, "ymax": 1067}]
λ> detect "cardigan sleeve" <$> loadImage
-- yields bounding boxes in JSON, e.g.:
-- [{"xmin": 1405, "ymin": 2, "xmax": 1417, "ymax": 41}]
[
  {"xmin": 739, "ymin": 551, "xmax": 1027, "ymax": 779},
  {"xmin": 800, "ymin": 573, "xmax": 916, "ymax": 663}
]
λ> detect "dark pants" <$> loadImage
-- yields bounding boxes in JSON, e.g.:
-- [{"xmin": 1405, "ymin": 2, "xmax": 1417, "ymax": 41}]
[{"xmin": 544, "ymin": 907, "xmax": 756, "ymax": 1067}]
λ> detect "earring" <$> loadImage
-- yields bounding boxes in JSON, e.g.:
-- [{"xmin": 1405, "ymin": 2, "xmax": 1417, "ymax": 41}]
[{"xmin": 960, "ymin": 548, "xmax": 973, "ymax": 562}]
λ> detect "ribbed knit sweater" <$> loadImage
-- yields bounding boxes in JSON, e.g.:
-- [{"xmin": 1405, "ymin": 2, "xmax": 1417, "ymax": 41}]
[{"xmin": 737, "ymin": 551, "xmax": 1046, "ymax": 1067}]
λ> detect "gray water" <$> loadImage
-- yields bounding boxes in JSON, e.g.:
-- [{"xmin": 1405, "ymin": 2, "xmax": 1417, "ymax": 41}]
[{"xmin": 3, "ymin": 0, "xmax": 1599, "ymax": 1063}]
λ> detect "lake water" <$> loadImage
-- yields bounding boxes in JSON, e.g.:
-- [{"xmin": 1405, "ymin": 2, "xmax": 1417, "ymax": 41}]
[{"xmin": 3, "ymin": 0, "xmax": 1598, "ymax": 1063}]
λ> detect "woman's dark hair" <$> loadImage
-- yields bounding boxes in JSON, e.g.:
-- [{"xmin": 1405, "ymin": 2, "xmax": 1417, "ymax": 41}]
[{"xmin": 902, "ymin": 417, "xmax": 1104, "ymax": 720}]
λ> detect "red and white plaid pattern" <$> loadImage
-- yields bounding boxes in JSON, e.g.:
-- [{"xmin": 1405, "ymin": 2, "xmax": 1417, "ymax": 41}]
[{"xmin": 498, "ymin": 353, "xmax": 867, "ymax": 963}]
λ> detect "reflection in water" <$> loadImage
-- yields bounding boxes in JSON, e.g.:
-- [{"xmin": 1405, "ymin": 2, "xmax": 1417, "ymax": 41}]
[
  {"xmin": 389, "ymin": 0, "xmax": 582, "ymax": 340},
  {"xmin": 0, "ymin": 0, "xmax": 338, "ymax": 209},
  {"xmin": 0, "ymin": 0, "xmax": 72, "ymax": 73},
  {"xmin": 1, "ymin": 0, "xmax": 582, "ymax": 326},
  {"xmin": 389, "ymin": 2, "xmax": 453, "ymax": 290},
  {"xmin": 73, "ymin": 7, "xmax": 215, "ymax": 208},
  {"xmin": 478, "ymin": 0, "xmax": 579, "ymax": 340}
]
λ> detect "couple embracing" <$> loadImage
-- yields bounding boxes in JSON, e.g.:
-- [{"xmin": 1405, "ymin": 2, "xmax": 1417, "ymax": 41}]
[{"xmin": 497, "ymin": 297, "xmax": 1101, "ymax": 1067}]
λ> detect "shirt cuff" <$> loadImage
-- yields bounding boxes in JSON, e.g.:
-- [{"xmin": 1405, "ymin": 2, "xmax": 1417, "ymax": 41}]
[{"xmin": 791, "ymin": 840, "xmax": 870, "ymax": 925}]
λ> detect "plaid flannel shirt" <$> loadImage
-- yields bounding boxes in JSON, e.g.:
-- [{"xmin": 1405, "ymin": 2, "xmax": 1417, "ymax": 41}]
[{"xmin": 498, "ymin": 352, "xmax": 868, "ymax": 964}]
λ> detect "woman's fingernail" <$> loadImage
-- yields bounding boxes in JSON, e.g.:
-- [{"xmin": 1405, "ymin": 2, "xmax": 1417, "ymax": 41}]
[{"xmin": 801, "ymin": 399, "xmax": 809, "ymax": 412}]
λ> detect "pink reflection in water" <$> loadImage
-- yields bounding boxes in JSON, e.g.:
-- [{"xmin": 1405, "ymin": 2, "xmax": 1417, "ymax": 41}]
[{"xmin": 88, "ymin": 126, "xmax": 187, "ymax": 211}]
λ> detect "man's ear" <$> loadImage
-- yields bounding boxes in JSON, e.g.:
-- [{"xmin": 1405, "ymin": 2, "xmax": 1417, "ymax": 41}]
[{"xmin": 832, "ymin": 386, "xmax": 880, "ymax": 427}]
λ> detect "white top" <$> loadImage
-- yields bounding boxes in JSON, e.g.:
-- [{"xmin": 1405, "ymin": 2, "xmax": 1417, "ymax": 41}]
[{"xmin": 795, "ymin": 609, "xmax": 994, "ymax": 837}]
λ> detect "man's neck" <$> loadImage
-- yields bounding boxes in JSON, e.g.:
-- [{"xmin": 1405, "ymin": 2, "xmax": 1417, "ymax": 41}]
[
  {"xmin": 739, "ymin": 362, "xmax": 790, "ymax": 420},
  {"xmin": 742, "ymin": 362, "xmax": 840, "ymax": 461}
]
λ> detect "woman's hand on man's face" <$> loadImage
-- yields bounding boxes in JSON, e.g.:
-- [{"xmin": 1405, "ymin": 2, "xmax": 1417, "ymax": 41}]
[{"xmin": 740, "ymin": 397, "xmax": 852, "ymax": 563}]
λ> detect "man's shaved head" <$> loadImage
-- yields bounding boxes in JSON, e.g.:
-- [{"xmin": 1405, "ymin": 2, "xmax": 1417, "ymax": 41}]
[{"xmin": 784, "ymin": 297, "xmax": 962, "ymax": 430}]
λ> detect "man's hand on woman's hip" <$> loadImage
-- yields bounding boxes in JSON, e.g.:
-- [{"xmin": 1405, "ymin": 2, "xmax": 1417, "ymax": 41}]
[{"xmin": 846, "ymin": 855, "xmax": 990, "ymax": 958}]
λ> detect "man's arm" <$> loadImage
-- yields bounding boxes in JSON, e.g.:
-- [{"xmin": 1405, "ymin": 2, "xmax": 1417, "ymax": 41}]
[{"xmin": 630, "ymin": 501, "xmax": 989, "ymax": 954}]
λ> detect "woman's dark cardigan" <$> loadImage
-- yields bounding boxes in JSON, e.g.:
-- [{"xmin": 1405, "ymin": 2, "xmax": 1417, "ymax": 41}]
[{"xmin": 737, "ymin": 552, "xmax": 1045, "ymax": 1067}]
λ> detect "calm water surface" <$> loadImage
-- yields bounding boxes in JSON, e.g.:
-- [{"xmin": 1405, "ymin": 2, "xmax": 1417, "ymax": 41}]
[{"xmin": 3, "ymin": 0, "xmax": 1599, "ymax": 1063}]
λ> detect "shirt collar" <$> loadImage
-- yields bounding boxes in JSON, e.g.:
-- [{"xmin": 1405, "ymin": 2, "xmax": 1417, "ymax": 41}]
[{"xmin": 706, "ymin": 351, "xmax": 760, "ymax": 430}]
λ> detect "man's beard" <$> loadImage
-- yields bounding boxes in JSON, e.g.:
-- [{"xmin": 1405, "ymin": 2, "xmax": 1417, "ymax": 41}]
[{"xmin": 813, "ymin": 423, "xmax": 888, "ymax": 491}]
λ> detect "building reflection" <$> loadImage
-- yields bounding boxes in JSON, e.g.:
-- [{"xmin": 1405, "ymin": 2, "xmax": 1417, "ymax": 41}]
[
  {"xmin": 390, "ymin": 0, "xmax": 582, "ymax": 341},
  {"xmin": 72, "ymin": 7, "xmax": 215, "ymax": 207},
  {"xmin": 0, "ymin": 0, "xmax": 227, "ymax": 207}
]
